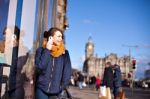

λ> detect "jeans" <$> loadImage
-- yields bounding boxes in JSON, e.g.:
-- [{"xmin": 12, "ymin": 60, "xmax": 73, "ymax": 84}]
[
  {"xmin": 36, "ymin": 88, "xmax": 57, "ymax": 99},
  {"xmin": 113, "ymin": 87, "xmax": 120, "ymax": 98}
]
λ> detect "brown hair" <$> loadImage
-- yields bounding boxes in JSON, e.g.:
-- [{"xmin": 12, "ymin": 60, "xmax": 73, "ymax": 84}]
[{"xmin": 43, "ymin": 27, "xmax": 63, "ymax": 41}]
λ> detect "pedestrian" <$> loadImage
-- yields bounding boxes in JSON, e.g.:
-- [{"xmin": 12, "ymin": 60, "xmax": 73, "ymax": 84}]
[
  {"xmin": 91, "ymin": 75, "xmax": 96, "ymax": 89},
  {"xmin": 70, "ymin": 75, "xmax": 75, "ymax": 86},
  {"xmin": 35, "ymin": 27, "xmax": 72, "ymax": 99},
  {"xmin": 102, "ymin": 62, "xmax": 114, "ymax": 99},
  {"xmin": 113, "ymin": 64, "xmax": 122, "ymax": 99},
  {"xmin": 77, "ymin": 72, "xmax": 84, "ymax": 89},
  {"xmin": 96, "ymin": 74, "xmax": 101, "ymax": 91},
  {"xmin": 73, "ymin": 72, "xmax": 78, "ymax": 87}
]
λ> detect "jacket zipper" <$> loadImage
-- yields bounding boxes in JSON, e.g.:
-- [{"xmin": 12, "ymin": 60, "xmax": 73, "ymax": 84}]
[
  {"xmin": 47, "ymin": 58, "xmax": 54, "ymax": 92},
  {"xmin": 47, "ymin": 82, "xmax": 51, "ymax": 92}
]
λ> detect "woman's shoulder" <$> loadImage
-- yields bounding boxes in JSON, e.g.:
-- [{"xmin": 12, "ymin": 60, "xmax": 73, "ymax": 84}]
[
  {"xmin": 36, "ymin": 47, "xmax": 43, "ymax": 51},
  {"xmin": 65, "ymin": 49, "xmax": 69, "ymax": 54},
  {"xmin": 62, "ymin": 50, "xmax": 70, "ymax": 58},
  {"xmin": 36, "ymin": 47, "xmax": 49, "ymax": 55}
]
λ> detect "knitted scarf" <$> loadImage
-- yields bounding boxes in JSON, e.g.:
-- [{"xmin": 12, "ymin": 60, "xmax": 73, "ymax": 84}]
[{"xmin": 43, "ymin": 39, "xmax": 65, "ymax": 57}]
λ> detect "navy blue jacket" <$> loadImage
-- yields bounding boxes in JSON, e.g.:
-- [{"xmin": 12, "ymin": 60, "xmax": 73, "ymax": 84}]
[
  {"xmin": 113, "ymin": 66, "xmax": 122, "ymax": 88},
  {"xmin": 35, "ymin": 47, "xmax": 72, "ymax": 94}
]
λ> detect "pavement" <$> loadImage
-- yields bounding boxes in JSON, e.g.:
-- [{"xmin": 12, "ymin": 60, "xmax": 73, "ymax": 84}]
[
  {"xmin": 68, "ymin": 86, "xmax": 99, "ymax": 99},
  {"xmin": 123, "ymin": 87, "xmax": 150, "ymax": 99},
  {"xmin": 68, "ymin": 86, "xmax": 150, "ymax": 99}
]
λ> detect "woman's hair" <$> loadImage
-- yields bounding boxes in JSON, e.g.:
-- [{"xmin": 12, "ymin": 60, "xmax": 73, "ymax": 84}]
[{"xmin": 43, "ymin": 27, "xmax": 63, "ymax": 41}]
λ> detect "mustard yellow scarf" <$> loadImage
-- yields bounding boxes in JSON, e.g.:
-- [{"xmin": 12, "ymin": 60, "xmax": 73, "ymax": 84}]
[{"xmin": 43, "ymin": 39, "xmax": 65, "ymax": 57}]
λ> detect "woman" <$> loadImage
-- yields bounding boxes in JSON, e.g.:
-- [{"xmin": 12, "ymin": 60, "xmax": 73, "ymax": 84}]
[
  {"xmin": 35, "ymin": 27, "xmax": 72, "ymax": 99},
  {"xmin": 96, "ymin": 74, "xmax": 101, "ymax": 91}
]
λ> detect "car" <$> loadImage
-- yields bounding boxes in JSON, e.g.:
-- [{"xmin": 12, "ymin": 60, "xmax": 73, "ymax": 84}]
[{"xmin": 142, "ymin": 81, "xmax": 149, "ymax": 89}]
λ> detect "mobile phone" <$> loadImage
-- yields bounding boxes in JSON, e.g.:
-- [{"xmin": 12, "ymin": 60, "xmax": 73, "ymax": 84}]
[{"xmin": 48, "ymin": 36, "xmax": 53, "ymax": 44}]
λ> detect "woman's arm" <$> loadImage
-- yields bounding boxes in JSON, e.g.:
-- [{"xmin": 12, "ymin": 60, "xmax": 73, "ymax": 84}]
[
  {"xmin": 62, "ymin": 50, "xmax": 72, "ymax": 88},
  {"xmin": 35, "ymin": 47, "xmax": 50, "ymax": 71}
]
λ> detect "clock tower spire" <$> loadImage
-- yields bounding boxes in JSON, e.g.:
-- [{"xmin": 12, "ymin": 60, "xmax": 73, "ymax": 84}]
[{"xmin": 85, "ymin": 36, "xmax": 94, "ymax": 59}]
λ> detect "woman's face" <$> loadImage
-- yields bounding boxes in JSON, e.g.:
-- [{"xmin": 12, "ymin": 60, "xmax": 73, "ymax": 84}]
[{"xmin": 53, "ymin": 30, "xmax": 63, "ymax": 45}]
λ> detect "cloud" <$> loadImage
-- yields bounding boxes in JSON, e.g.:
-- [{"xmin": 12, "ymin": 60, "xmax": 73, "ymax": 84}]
[
  {"xmin": 82, "ymin": 19, "xmax": 95, "ymax": 24},
  {"xmin": 142, "ymin": 44, "xmax": 150, "ymax": 49}
]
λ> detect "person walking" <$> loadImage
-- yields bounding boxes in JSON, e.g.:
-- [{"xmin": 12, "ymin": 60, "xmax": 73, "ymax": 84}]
[
  {"xmin": 102, "ymin": 62, "xmax": 114, "ymax": 99},
  {"xmin": 96, "ymin": 74, "xmax": 101, "ymax": 91},
  {"xmin": 90, "ymin": 75, "xmax": 96, "ymax": 89},
  {"xmin": 35, "ymin": 27, "xmax": 72, "ymax": 99},
  {"xmin": 113, "ymin": 64, "xmax": 122, "ymax": 99},
  {"xmin": 77, "ymin": 72, "xmax": 84, "ymax": 89}
]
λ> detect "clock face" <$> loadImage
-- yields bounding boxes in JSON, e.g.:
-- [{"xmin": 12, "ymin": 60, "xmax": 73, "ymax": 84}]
[{"xmin": 88, "ymin": 44, "xmax": 92, "ymax": 49}]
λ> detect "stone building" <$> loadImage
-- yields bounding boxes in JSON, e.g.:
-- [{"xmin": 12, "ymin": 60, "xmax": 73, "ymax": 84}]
[{"xmin": 83, "ymin": 36, "xmax": 131, "ymax": 80}]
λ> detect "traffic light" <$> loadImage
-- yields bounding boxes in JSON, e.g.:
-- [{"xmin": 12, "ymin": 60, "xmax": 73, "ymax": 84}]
[{"xmin": 132, "ymin": 59, "xmax": 136, "ymax": 69}]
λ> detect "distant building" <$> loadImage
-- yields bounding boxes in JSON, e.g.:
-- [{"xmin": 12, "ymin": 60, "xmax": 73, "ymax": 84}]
[
  {"xmin": 144, "ymin": 69, "xmax": 150, "ymax": 86},
  {"xmin": 83, "ymin": 36, "xmax": 131, "ymax": 80},
  {"xmin": 145, "ymin": 69, "xmax": 150, "ymax": 79}
]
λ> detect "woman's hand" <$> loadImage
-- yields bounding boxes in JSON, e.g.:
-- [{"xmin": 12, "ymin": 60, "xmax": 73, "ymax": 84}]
[{"xmin": 46, "ymin": 36, "xmax": 53, "ymax": 50}]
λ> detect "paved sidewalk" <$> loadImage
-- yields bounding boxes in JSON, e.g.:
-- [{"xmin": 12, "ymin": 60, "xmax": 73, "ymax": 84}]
[
  {"xmin": 68, "ymin": 86, "xmax": 99, "ymax": 99},
  {"xmin": 68, "ymin": 86, "xmax": 150, "ymax": 99}
]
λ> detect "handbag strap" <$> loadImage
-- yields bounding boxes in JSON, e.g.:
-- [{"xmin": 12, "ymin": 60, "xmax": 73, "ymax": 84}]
[
  {"xmin": 64, "ymin": 88, "xmax": 72, "ymax": 99},
  {"xmin": 60, "ymin": 52, "xmax": 72, "ymax": 99}
]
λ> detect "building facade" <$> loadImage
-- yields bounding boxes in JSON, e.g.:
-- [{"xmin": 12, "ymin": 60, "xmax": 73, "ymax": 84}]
[{"xmin": 83, "ymin": 37, "xmax": 131, "ymax": 80}]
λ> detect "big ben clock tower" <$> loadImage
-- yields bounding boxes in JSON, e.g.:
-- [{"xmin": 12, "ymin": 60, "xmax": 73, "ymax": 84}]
[{"xmin": 85, "ymin": 36, "xmax": 94, "ymax": 59}]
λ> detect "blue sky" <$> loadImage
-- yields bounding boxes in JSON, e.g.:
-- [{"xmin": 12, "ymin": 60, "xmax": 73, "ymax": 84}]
[
  {"xmin": 0, "ymin": 0, "xmax": 150, "ymax": 79},
  {"xmin": 65, "ymin": 0, "xmax": 150, "ymax": 79}
]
